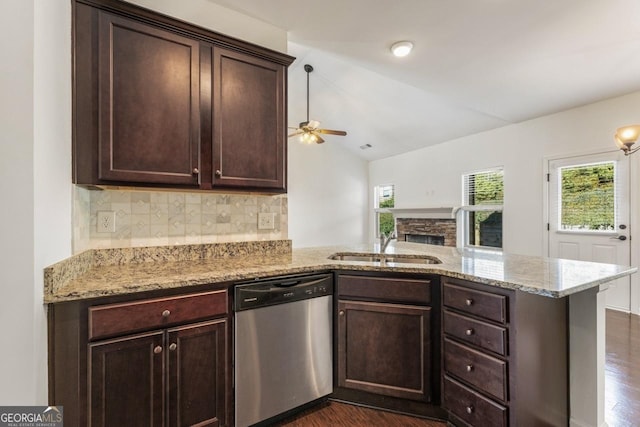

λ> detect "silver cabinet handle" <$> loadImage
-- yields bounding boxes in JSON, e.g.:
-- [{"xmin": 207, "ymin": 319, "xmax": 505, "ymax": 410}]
[
  {"xmin": 192, "ymin": 168, "xmax": 200, "ymax": 175},
  {"xmin": 466, "ymin": 364, "xmax": 474, "ymax": 372},
  {"xmin": 339, "ymin": 310, "xmax": 345, "ymax": 316},
  {"xmin": 162, "ymin": 310, "xmax": 171, "ymax": 317},
  {"xmin": 466, "ymin": 405, "xmax": 474, "ymax": 414},
  {"xmin": 215, "ymin": 170, "xmax": 222, "ymax": 177},
  {"xmin": 153, "ymin": 346, "xmax": 163, "ymax": 354},
  {"xmin": 169, "ymin": 343, "xmax": 177, "ymax": 351},
  {"xmin": 465, "ymin": 328, "xmax": 474, "ymax": 336},
  {"xmin": 465, "ymin": 298, "xmax": 474, "ymax": 306}
]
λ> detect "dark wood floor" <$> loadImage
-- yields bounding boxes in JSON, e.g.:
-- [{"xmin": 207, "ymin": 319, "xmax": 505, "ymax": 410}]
[
  {"xmin": 276, "ymin": 401, "xmax": 446, "ymax": 427},
  {"xmin": 605, "ymin": 309, "xmax": 640, "ymax": 427},
  {"xmin": 275, "ymin": 309, "xmax": 639, "ymax": 426}
]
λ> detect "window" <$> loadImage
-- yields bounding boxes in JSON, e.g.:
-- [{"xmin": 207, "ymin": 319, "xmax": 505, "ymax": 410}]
[
  {"xmin": 559, "ymin": 162, "xmax": 615, "ymax": 231},
  {"xmin": 374, "ymin": 184, "xmax": 394, "ymax": 237},
  {"xmin": 461, "ymin": 168, "xmax": 504, "ymax": 249}
]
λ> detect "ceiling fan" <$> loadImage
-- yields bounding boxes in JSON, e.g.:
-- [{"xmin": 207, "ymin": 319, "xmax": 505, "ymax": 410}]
[{"xmin": 288, "ymin": 64, "xmax": 347, "ymax": 144}]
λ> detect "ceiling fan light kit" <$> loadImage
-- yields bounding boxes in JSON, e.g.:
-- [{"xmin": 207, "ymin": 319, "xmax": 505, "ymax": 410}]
[{"xmin": 288, "ymin": 64, "xmax": 347, "ymax": 144}]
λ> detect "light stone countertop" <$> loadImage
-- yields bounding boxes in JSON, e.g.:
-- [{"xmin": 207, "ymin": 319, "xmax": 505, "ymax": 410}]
[{"xmin": 44, "ymin": 240, "xmax": 637, "ymax": 303}]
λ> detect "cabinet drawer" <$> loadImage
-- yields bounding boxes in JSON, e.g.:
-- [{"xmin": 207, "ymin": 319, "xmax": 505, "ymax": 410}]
[
  {"xmin": 444, "ymin": 376, "xmax": 507, "ymax": 427},
  {"xmin": 444, "ymin": 338, "xmax": 507, "ymax": 402},
  {"xmin": 444, "ymin": 310, "xmax": 507, "ymax": 356},
  {"xmin": 89, "ymin": 290, "xmax": 227, "ymax": 340},
  {"xmin": 443, "ymin": 282, "xmax": 506, "ymax": 324},
  {"xmin": 338, "ymin": 275, "xmax": 431, "ymax": 304}
]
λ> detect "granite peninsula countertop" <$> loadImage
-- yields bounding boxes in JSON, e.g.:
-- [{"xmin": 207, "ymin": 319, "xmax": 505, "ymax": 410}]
[{"xmin": 44, "ymin": 240, "xmax": 637, "ymax": 303}]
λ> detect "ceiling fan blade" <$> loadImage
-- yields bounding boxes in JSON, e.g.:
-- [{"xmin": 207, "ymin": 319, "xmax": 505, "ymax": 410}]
[
  {"xmin": 315, "ymin": 134, "xmax": 325, "ymax": 144},
  {"xmin": 317, "ymin": 129, "xmax": 347, "ymax": 136},
  {"xmin": 307, "ymin": 120, "xmax": 321, "ymax": 130},
  {"xmin": 288, "ymin": 130, "xmax": 303, "ymax": 137}
]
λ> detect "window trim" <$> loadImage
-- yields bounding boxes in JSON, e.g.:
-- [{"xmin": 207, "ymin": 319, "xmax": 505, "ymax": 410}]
[
  {"xmin": 556, "ymin": 160, "xmax": 617, "ymax": 234},
  {"xmin": 373, "ymin": 184, "xmax": 395, "ymax": 238},
  {"xmin": 461, "ymin": 168, "xmax": 504, "ymax": 251}
]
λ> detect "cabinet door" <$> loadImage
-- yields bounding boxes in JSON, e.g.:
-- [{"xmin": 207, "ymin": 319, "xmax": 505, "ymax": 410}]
[
  {"xmin": 211, "ymin": 48, "xmax": 286, "ymax": 191},
  {"xmin": 337, "ymin": 300, "xmax": 432, "ymax": 402},
  {"xmin": 97, "ymin": 11, "xmax": 200, "ymax": 185},
  {"xmin": 167, "ymin": 319, "xmax": 227, "ymax": 427},
  {"xmin": 89, "ymin": 331, "xmax": 164, "ymax": 427}
]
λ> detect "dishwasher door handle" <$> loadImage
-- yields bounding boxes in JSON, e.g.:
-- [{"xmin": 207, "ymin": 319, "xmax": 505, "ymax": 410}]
[{"xmin": 274, "ymin": 280, "xmax": 300, "ymax": 287}]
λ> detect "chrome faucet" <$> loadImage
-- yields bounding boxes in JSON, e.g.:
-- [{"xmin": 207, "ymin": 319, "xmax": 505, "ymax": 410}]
[{"xmin": 379, "ymin": 231, "xmax": 396, "ymax": 253}]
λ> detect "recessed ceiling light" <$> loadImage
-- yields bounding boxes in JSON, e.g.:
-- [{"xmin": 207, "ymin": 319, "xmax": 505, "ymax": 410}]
[{"xmin": 391, "ymin": 41, "xmax": 413, "ymax": 57}]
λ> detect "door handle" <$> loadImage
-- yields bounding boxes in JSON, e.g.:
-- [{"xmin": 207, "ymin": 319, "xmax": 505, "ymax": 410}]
[{"xmin": 610, "ymin": 235, "xmax": 627, "ymax": 241}]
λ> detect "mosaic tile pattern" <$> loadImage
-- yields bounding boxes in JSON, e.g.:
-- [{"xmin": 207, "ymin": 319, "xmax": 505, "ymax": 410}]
[
  {"xmin": 72, "ymin": 187, "xmax": 92, "ymax": 253},
  {"xmin": 73, "ymin": 187, "xmax": 288, "ymax": 252}
]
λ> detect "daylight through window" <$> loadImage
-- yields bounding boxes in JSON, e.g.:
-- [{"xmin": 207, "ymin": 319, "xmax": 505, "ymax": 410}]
[
  {"xmin": 374, "ymin": 184, "xmax": 394, "ymax": 237},
  {"xmin": 462, "ymin": 169, "xmax": 504, "ymax": 249},
  {"xmin": 559, "ymin": 162, "xmax": 615, "ymax": 231}
]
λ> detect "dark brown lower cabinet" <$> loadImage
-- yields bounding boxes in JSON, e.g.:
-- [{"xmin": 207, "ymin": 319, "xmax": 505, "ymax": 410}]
[
  {"xmin": 441, "ymin": 277, "xmax": 569, "ymax": 427},
  {"xmin": 89, "ymin": 320, "xmax": 226, "ymax": 427},
  {"xmin": 337, "ymin": 300, "xmax": 431, "ymax": 402},
  {"xmin": 89, "ymin": 331, "xmax": 164, "ymax": 426},
  {"xmin": 168, "ymin": 321, "xmax": 227, "ymax": 427},
  {"xmin": 50, "ymin": 289, "xmax": 230, "ymax": 427},
  {"xmin": 335, "ymin": 273, "xmax": 436, "ymax": 409}
]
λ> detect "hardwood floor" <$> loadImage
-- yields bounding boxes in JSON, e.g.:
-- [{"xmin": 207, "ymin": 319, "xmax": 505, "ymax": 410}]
[
  {"xmin": 605, "ymin": 309, "xmax": 640, "ymax": 427},
  {"xmin": 276, "ymin": 401, "xmax": 446, "ymax": 427},
  {"xmin": 275, "ymin": 309, "xmax": 638, "ymax": 426}
]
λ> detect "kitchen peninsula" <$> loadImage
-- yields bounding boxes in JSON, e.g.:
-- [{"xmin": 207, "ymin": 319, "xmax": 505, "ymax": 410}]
[{"xmin": 46, "ymin": 240, "xmax": 635, "ymax": 427}]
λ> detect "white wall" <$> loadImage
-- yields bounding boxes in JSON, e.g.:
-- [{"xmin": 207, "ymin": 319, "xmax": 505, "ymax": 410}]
[
  {"xmin": 0, "ymin": 0, "xmax": 73, "ymax": 405},
  {"xmin": 288, "ymin": 142, "xmax": 369, "ymax": 247},
  {"xmin": 370, "ymin": 90, "xmax": 640, "ymax": 311},
  {"xmin": 33, "ymin": 0, "xmax": 73, "ymax": 403},
  {"xmin": 0, "ymin": 0, "xmax": 37, "ymax": 404}
]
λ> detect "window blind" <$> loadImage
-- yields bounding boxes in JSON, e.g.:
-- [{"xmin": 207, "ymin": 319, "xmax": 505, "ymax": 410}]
[{"xmin": 463, "ymin": 168, "xmax": 504, "ymax": 207}]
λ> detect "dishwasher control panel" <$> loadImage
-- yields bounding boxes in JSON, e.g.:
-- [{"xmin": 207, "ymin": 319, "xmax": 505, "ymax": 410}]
[{"xmin": 234, "ymin": 273, "xmax": 333, "ymax": 311}]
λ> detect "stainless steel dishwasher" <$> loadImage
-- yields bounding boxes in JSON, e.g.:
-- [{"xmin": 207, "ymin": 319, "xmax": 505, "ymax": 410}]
[{"xmin": 234, "ymin": 273, "xmax": 333, "ymax": 427}]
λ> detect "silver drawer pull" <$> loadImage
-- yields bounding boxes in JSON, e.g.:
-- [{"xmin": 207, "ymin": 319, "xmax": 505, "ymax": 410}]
[
  {"xmin": 465, "ymin": 298, "xmax": 474, "ymax": 306},
  {"xmin": 466, "ymin": 405, "xmax": 474, "ymax": 414},
  {"xmin": 169, "ymin": 343, "xmax": 177, "ymax": 351},
  {"xmin": 465, "ymin": 328, "xmax": 474, "ymax": 336},
  {"xmin": 153, "ymin": 346, "xmax": 163, "ymax": 354},
  {"xmin": 466, "ymin": 364, "xmax": 474, "ymax": 372},
  {"xmin": 162, "ymin": 310, "xmax": 171, "ymax": 317}
]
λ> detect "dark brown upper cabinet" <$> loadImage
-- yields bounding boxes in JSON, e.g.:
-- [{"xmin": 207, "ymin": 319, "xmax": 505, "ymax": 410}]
[
  {"xmin": 211, "ymin": 48, "xmax": 286, "ymax": 190},
  {"xmin": 97, "ymin": 11, "xmax": 201, "ymax": 185},
  {"xmin": 73, "ymin": 0, "xmax": 294, "ymax": 192}
]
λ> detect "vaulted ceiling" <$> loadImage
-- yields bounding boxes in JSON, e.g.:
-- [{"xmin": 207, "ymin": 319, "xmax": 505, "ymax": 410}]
[{"xmin": 209, "ymin": 0, "xmax": 640, "ymax": 160}]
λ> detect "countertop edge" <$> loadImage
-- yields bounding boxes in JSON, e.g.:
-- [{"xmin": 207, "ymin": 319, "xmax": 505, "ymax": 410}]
[{"xmin": 44, "ymin": 258, "xmax": 638, "ymax": 304}]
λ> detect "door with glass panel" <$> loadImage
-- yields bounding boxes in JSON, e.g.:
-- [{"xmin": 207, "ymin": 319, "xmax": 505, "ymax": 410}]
[{"xmin": 548, "ymin": 151, "xmax": 631, "ymax": 311}]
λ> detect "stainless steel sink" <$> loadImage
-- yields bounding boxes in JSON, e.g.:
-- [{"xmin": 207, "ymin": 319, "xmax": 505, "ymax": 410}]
[
  {"xmin": 384, "ymin": 256, "xmax": 441, "ymax": 264},
  {"xmin": 328, "ymin": 253, "xmax": 442, "ymax": 265}
]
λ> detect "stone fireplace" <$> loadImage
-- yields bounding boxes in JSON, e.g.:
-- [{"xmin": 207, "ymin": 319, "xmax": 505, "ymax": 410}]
[{"xmin": 396, "ymin": 218, "xmax": 457, "ymax": 247}]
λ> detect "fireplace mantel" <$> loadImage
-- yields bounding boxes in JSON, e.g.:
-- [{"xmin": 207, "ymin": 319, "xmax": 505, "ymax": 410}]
[{"xmin": 384, "ymin": 207, "xmax": 459, "ymax": 219}]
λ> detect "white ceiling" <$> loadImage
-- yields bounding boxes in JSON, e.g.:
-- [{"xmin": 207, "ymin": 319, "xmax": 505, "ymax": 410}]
[{"xmin": 209, "ymin": 0, "xmax": 640, "ymax": 160}]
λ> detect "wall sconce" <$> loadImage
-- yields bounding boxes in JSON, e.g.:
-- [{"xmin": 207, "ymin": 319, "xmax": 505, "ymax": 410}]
[{"xmin": 614, "ymin": 125, "xmax": 640, "ymax": 155}]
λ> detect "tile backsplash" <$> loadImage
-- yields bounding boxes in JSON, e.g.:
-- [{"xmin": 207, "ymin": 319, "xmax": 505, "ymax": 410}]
[{"xmin": 73, "ymin": 186, "xmax": 287, "ymax": 254}]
